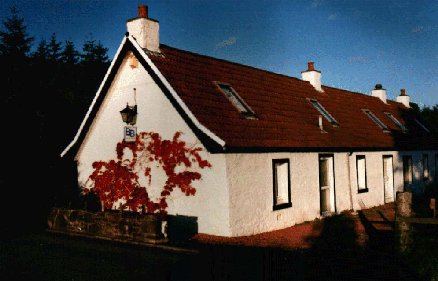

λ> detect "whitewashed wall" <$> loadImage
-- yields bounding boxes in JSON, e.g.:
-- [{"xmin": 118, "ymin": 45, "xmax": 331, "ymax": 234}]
[
  {"xmin": 76, "ymin": 52, "xmax": 231, "ymax": 236},
  {"xmin": 226, "ymin": 150, "xmax": 437, "ymax": 237}
]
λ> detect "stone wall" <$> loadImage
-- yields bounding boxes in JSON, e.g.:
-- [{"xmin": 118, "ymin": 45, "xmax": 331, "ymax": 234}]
[{"xmin": 47, "ymin": 208, "xmax": 167, "ymax": 244}]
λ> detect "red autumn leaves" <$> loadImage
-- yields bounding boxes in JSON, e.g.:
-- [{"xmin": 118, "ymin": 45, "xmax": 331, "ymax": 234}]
[{"xmin": 85, "ymin": 131, "xmax": 211, "ymax": 214}]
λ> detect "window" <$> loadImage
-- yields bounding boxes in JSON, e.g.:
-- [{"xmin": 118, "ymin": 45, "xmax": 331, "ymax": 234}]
[
  {"xmin": 272, "ymin": 159, "xmax": 291, "ymax": 210},
  {"xmin": 356, "ymin": 155, "xmax": 368, "ymax": 193},
  {"xmin": 415, "ymin": 119, "xmax": 430, "ymax": 133},
  {"xmin": 403, "ymin": 155, "xmax": 413, "ymax": 191},
  {"xmin": 309, "ymin": 99, "xmax": 339, "ymax": 126},
  {"xmin": 385, "ymin": 112, "xmax": 407, "ymax": 132},
  {"xmin": 423, "ymin": 154, "xmax": 429, "ymax": 181},
  {"xmin": 216, "ymin": 82, "xmax": 256, "ymax": 118},
  {"xmin": 363, "ymin": 109, "xmax": 389, "ymax": 132}
]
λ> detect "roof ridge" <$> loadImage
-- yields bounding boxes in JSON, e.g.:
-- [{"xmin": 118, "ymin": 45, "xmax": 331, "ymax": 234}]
[
  {"xmin": 158, "ymin": 43, "xmax": 306, "ymax": 83},
  {"xmin": 158, "ymin": 44, "xmax": 407, "ymax": 106}
]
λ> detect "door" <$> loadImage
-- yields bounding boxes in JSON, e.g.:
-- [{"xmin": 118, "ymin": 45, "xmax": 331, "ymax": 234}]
[
  {"xmin": 319, "ymin": 155, "xmax": 336, "ymax": 215},
  {"xmin": 383, "ymin": 156, "xmax": 394, "ymax": 203}
]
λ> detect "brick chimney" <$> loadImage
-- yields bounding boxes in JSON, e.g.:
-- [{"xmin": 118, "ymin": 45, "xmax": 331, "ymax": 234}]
[
  {"xmin": 371, "ymin": 83, "xmax": 387, "ymax": 103},
  {"xmin": 126, "ymin": 5, "xmax": 160, "ymax": 52},
  {"xmin": 301, "ymin": 62, "xmax": 323, "ymax": 92},
  {"xmin": 397, "ymin": 88, "xmax": 410, "ymax": 108}
]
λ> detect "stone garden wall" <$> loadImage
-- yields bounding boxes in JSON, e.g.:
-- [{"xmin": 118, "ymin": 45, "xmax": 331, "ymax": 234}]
[{"xmin": 47, "ymin": 208, "xmax": 167, "ymax": 244}]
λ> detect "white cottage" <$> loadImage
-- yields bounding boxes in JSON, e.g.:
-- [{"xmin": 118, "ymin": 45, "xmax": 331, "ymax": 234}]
[{"xmin": 61, "ymin": 5, "xmax": 438, "ymax": 237}]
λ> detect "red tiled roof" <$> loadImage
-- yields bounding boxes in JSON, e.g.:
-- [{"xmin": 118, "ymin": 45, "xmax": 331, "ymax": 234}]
[{"xmin": 149, "ymin": 44, "xmax": 437, "ymax": 151}]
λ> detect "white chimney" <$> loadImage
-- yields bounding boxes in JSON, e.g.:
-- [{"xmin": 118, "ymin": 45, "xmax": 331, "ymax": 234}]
[
  {"xmin": 397, "ymin": 89, "xmax": 410, "ymax": 108},
  {"xmin": 301, "ymin": 62, "xmax": 323, "ymax": 92},
  {"xmin": 371, "ymin": 84, "xmax": 387, "ymax": 103},
  {"xmin": 126, "ymin": 5, "xmax": 160, "ymax": 52}
]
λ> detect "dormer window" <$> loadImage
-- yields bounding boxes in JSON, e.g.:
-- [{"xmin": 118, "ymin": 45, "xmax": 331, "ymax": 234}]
[
  {"xmin": 216, "ymin": 82, "xmax": 256, "ymax": 119},
  {"xmin": 309, "ymin": 99, "xmax": 339, "ymax": 126},
  {"xmin": 385, "ymin": 112, "xmax": 407, "ymax": 132},
  {"xmin": 415, "ymin": 119, "xmax": 430, "ymax": 133},
  {"xmin": 363, "ymin": 109, "xmax": 389, "ymax": 132}
]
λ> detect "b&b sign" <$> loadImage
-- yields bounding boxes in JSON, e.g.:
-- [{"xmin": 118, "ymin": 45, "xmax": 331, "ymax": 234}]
[{"xmin": 124, "ymin": 126, "xmax": 137, "ymax": 142}]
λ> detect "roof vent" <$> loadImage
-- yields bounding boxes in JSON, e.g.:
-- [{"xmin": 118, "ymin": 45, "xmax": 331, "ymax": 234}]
[{"xmin": 371, "ymin": 83, "xmax": 387, "ymax": 104}]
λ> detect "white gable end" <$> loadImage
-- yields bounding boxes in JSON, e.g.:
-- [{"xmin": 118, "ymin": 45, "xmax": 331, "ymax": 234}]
[{"xmin": 76, "ymin": 50, "xmax": 231, "ymax": 236}]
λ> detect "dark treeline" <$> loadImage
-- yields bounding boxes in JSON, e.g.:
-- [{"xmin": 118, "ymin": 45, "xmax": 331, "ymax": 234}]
[{"xmin": 0, "ymin": 8, "xmax": 110, "ymax": 235}]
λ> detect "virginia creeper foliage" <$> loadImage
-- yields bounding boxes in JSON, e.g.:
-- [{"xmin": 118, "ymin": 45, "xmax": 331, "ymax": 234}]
[{"xmin": 85, "ymin": 131, "xmax": 211, "ymax": 214}]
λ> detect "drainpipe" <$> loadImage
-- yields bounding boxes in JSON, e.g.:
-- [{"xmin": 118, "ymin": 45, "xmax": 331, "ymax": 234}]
[{"xmin": 347, "ymin": 152, "xmax": 354, "ymax": 211}]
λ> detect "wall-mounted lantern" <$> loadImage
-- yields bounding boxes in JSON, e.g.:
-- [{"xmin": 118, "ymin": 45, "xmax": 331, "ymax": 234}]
[
  {"xmin": 120, "ymin": 88, "xmax": 138, "ymax": 125},
  {"xmin": 120, "ymin": 104, "xmax": 137, "ymax": 125}
]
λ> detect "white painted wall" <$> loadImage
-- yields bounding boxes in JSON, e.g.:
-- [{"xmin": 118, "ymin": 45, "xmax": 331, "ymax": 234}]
[
  {"xmin": 76, "ymin": 52, "xmax": 231, "ymax": 236},
  {"xmin": 226, "ymin": 150, "xmax": 437, "ymax": 237},
  {"xmin": 226, "ymin": 153, "xmax": 321, "ymax": 236}
]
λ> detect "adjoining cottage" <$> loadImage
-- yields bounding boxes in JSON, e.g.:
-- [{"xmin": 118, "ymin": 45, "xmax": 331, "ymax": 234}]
[{"xmin": 61, "ymin": 5, "xmax": 438, "ymax": 237}]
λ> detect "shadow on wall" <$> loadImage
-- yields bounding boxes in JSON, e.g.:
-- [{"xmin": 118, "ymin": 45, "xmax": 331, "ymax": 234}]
[
  {"xmin": 166, "ymin": 214, "xmax": 198, "ymax": 243},
  {"xmin": 384, "ymin": 106, "xmax": 438, "ymax": 199}
]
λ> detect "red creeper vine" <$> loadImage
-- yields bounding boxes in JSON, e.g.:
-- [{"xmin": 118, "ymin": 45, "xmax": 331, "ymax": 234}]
[{"xmin": 84, "ymin": 131, "xmax": 211, "ymax": 214}]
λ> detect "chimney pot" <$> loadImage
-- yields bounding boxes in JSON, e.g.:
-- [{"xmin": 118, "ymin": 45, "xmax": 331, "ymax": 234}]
[
  {"xmin": 375, "ymin": 84, "xmax": 383, "ymax": 90},
  {"xmin": 401, "ymin": 88, "xmax": 406, "ymax": 96},
  {"xmin": 138, "ymin": 4, "xmax": 148, "ymax": 18},
  {"xmin": 308, "ymin": 62, "xmax": 315, "ymax": 71}
]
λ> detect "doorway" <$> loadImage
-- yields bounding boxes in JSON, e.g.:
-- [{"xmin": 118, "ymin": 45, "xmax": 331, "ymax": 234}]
[
  {"xmin": 383, "ymin": 155, "xmax": 394, "ymax": 203},
  {"xmin": 319, "ymin": 155, "xmax": 336, "ymax": 215}
]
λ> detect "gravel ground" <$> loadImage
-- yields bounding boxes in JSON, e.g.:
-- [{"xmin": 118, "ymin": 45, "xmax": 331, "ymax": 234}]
[{"xmin": 192, "ymin": 203, "xmax": 396, "ymax": 250}]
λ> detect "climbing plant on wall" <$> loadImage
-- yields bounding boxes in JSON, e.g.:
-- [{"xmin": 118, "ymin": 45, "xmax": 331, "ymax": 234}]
[{"xmin": 84, "ymin": 131, "xmax": 211, "ymax": 214}]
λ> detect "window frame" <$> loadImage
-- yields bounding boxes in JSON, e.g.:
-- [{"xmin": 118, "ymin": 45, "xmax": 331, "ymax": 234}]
[
  {"xmin": 272, "ymin": 159, "xmax": 292, "ymax": 211},
  {"xmin": 215, "ymin": 81, "xmax": 257, "ymax": 119},
  {"xmin": 415, "ymin": 119, "xmax": 430, "ymax": 133},
  {"xmin": 356, "ymin": 155, "xmax": 368, "ymax": 193},
  {"xmin": 384, "ymin": 112, "xmax": 408, "ymax": 132},
  {"xmin": 309, "ymin": 99, "xmax": 339, "ymax": 127},
  {"xmin": 402, "ymin": 155, "xmax": 413, "ymax": 191},
  {"xmin": 363, "ymin": 109, "xmax": 389, "ymax": 132}
]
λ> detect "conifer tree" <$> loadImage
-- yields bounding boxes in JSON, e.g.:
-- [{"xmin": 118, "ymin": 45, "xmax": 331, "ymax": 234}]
[
  {"xmin": 47, "ymin": 33, "xmax": 62, "ymax": 62},
  {"xmin": 0, "ymin": 6, "xmax": 33, "ymax": 59},
  {"xmin": 81, "ymin": 39, "xmax": 109, "ymax": 64},
  {"xmin": 61, "ymin": 40, "xmax": 79, "ymax": 65},
  {"xmin": 33, "ymin": 39, "xmax": 49, "ymax": 62}
]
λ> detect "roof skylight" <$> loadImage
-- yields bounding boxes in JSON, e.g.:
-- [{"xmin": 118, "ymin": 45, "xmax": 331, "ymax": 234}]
[
  {"xmin": 216, "ymin": 82, "xmax": 256, "ymax": 118},
  {"xmin": 309, "ymin": 99, "xmax": 339, "ymax": 126},
  {"xmin": 385, "ymin": 112, "xmax": 407, "ymax": 132},
  {"xmin": 363, "ymin": 109, "xmax": 389, "ymax": 132},
  {"xmin": 415, "ymin": 119, "xmax": 430, "ymax": 133}
]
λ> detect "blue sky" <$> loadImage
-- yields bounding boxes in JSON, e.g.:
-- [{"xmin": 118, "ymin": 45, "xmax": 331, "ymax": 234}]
[{"xmin": 1, "ymin": 0, "xmax": 438, "ymax": 107}]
